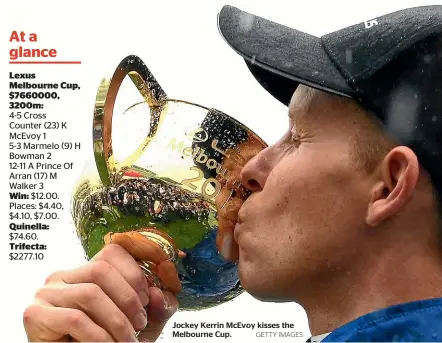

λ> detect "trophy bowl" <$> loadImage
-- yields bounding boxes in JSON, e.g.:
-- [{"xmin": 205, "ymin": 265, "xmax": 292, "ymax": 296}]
[{"xmin": 71, "ymin": 55, "xmax": 267, "ymax": 311}]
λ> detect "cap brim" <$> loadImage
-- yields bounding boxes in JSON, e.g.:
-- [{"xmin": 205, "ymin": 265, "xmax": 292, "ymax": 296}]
[{"xmin": 218, "ymin": 5, "xmax": 355, "ymax": 106}]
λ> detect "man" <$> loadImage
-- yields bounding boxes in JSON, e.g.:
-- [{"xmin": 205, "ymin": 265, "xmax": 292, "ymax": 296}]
[{"xmin": 23, "ymin": 4, "xmax": 442, "ymax": 342}]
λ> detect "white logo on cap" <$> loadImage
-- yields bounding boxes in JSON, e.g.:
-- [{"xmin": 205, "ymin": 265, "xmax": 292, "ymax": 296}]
[{"xmin": 364, "ymin": 19, "xmax": 379, "ymax": 29}]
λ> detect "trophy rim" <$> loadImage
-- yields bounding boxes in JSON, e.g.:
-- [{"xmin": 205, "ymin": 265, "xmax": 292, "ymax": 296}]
[
  {"xmin": 93, "ymin": 55, "xmax": 168, "ymax": 187},
  {"xmin": 92, "ymin": 55, "xmax": 268, "ymax": 189}
]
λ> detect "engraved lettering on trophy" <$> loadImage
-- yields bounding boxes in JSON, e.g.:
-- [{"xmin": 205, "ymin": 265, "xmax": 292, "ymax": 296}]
[
  {"xmin": 182, "ymin": 147, "xmax": 193, "ymax": 156},
  {"xmin": 167, "ymin": 138, "xmax": 185, "ymax": 153},
  {"xmin": 202, "ymin": 177, "xmax": 222, "ymax": 200},
  {"xmin": 185, "ymin": 127, "xmax": 208, "ymax": 143},
  {"xmin": 191, "ymin": 147, "xmax": 200, "ymax": 160},
  {"xmin": 206, "ymin": 159, "xmax": 217, "ymax": 169},
  {"xmin": 167, "ymin": 137, "xmax": 232, "ymax": 181},
  {"xmin": 181, "ymin": 166, "xmax": 202, "ymax": 191},
  {"xmin": 180, "ymin": 167, "xmax": 223, "ymax": 200},
  {"xmin": 211, "ymin": 140, "xmax": 246, "ymax": 166},
  {"xmin": 211, "ymin": 139, "xmax": 229, "ymax": 157},
  {"xmin": 195, "ymin": 148, "xmax": 209, "ymax": 164}
]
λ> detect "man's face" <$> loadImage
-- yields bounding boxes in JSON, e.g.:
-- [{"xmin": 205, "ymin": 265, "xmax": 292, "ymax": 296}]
[{"xmin": 235, "ymin": 85, "xmax": 374, "ymax": 302}]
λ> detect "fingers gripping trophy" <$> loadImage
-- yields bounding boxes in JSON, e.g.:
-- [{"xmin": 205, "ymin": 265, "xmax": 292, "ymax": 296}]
[{"xmin": 71, "ymin": 55, "xmax": 267, "ymax": 312}]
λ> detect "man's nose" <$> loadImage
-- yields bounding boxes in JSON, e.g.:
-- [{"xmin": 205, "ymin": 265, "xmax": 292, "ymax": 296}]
[{"xmin": 239, "ymin": 147, "xmax": 273, "ymax": 192}]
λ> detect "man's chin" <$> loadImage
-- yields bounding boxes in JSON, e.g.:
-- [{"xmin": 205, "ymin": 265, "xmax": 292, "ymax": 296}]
[
  {"xmin": 243, "ymin": 286, "xmax": 295, "ymax": 303},
  {"xmin": 238, "ymin": 268, "xmax": 293, "ymax": 303},
  {"xmin": 249, "ymin": 292, "xmax": 293, "ymax": 303}
]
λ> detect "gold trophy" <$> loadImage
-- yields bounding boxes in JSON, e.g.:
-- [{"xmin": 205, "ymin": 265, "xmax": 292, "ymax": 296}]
[{"xmin": 71, "ymin": 55, "xmax": 267, "ymax": 311}]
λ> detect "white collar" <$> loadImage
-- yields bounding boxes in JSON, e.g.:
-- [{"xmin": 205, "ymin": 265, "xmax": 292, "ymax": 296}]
[{"xmin": 309, "ymin": 332, "xmax": 331, "ymax": 342}]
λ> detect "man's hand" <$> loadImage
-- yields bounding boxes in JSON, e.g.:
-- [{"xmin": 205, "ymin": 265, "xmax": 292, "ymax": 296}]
[{"xmin": 23, "ymin": 242, "xmax": 178, "ymax": 342}]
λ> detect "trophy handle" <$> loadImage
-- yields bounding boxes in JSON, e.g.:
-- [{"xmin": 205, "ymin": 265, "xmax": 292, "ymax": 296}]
[{"xmin": 93, "ymin": 55, "xmax": 167, "ymax": 186}]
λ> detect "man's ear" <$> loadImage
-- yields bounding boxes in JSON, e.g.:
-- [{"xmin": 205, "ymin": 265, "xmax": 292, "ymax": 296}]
[{"xmin": 366, "ymin": 146, "xmax": 420, "ymax": 227}]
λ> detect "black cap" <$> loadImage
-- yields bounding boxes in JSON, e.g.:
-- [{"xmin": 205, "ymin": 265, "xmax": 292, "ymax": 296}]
[{"xmin": 218, "ymin": 5, "xmax": 442, "ymax": 198}]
